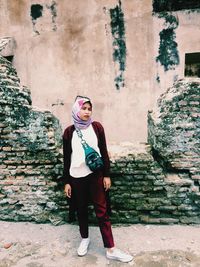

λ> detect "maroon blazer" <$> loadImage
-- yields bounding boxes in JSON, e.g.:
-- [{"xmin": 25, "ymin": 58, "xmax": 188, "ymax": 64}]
[{"xmin": 62, "ymin": 121, "xmax": 110, "ymax": 185}]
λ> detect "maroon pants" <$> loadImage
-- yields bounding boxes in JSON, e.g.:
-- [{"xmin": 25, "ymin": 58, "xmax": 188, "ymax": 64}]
[{"xmin": 71, "ymin": 172, "xmax": 114, "ymax": 248}]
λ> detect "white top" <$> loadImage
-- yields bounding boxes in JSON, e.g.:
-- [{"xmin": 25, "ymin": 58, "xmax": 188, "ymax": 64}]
[{"xmin": 70, "ymin": 124, "xmax": 101, "ymax": 178}]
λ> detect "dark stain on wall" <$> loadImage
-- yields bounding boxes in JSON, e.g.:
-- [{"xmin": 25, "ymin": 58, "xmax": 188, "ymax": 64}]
[
  {"xmin": 153, "ymin": 0, "xmax": 200, "ymax": 12},
  {"xmin": 30, "ymin": 4, "xmax": 43, "ymax": 35},
  {"xmin": 30, "ymin": 4, "xmax": 43, "ymax": 20},
  {"xmin": 156, "ymin": 74, "xmax": 160, "ymax": 83},
  {"xmin": 109, "ymin": 0, "xmax": 126, "ymax": 90},
  {"xmin": 46, "ymin": 1, "xmax": 57, "ymax": 31},
  {"xmin": 156, "ymin": 12, "xmax": 180, "ymax": 72},
  {"xmin": 30, "ymin": 2, "xmax": 57, "ymax": 34}
]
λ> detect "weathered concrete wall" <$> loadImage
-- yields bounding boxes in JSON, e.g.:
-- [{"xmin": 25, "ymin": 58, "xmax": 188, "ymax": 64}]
[
  {"xmin": 0, "ymin": 0, "xmax": 155, "ymax": 142},
  {"xmin": 0, "ymin": 0, "xmax": 199, "ymax": 142},
  {"xmin": 152, "ymin": 8, "xmax": 200, "ymax": 102}
]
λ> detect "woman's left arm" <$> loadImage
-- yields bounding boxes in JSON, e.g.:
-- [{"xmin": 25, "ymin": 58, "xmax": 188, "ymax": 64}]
[{"xmin": 97, "ymin": 123, "xmax": 110, "ymax": 177}]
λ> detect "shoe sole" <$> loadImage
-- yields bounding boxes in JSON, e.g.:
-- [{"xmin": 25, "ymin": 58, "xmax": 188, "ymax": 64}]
[
  {"xmin": 107, "ymin": 255, "xmax": 133, "ymax": 263},
  {"xmin": 78, "ymin": 252, "xmax": 87, "ymax": 257},
  {"xmin": 77, "ymin": 243, "xmax": 90, "ymax": 257}
]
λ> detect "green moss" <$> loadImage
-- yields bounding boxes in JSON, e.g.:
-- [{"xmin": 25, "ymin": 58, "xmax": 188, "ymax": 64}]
[
  {"xmin": 9, "ymin": 106, "xmax": 30, "ymax": 127},
  {"xmin": 156, "ymin": 74, "xmax": 160, "ymax": 83},
  {"xmin": 114, "ymin": 73, "xmax": 124, "ymax": 89},
  {"xmin": 110, "ymin": 0, "xmax": 126, "ymax": 90},
  {"xmin": 156, "ymin": 13, "xmax": 180, "ymax": 71},
  {"xmin": 157, "ymin": 12, "xmax": 179, "ymax": 28}
]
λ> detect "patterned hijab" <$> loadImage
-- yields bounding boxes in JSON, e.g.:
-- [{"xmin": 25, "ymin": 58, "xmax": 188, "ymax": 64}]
[{"xmin": 72, "ymin": 96, "xmax": 92, "ymax": 129}]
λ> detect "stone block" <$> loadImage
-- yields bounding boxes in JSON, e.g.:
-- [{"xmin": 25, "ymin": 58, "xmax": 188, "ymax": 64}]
[
  {"xmin": 158, "ymin": 205, "xmax": 177, "ymax": 211},
  {"xmin": 150, "ymin": 211, "xmax": 160, "ymax": 216},
  {"xmin": 154, "ymin": 180, "xmax": 166, "ymax": 186},
  {"xmin": 191, "ymin": 175, "xmax": 200, "ymax": 180},
  {"xmin": 0, "ymin": 37, "xmax": 16, "ymax": 57},
  {"xmin": 153, "ymin": 186, "xmax": 164, "ymax": 191},
  {"xmin": 160, "ymin": 218, "xmax": 179, "ymax": 224},
  {"xmin": 148, "ymin": 79, "xmax": 200, "ymax": 176},
  {"xmin": 136, "ymin": 203, "xmax": 156, "ymax": 211},
  {"xmin": 2, "ymin": 147, "xmax": 12, "ymax": 151},
  {"xmin": 28, "ymin": 181, "xmax": 46, "ymax": 186},
  {"xmin": 177, "ymin": 205, "xmax": 193, "ymax": 211},
  {"xmin": 0, "ymin": 165, "xmax": 7, "ymax": 169},
  {"xmin": 130, "ymin": 193, "xmax": 145, "ymax": 199},
  {"xmin": 139, "ymin": 215, "xmax": 149, "ymax": 223},
  {"xmin": 0, "ymin": 123, "xmax": 6, "ymax": 128},
  {"xmin": 180, "ymin": 216, "xmax": 200, "ymax": 224}
]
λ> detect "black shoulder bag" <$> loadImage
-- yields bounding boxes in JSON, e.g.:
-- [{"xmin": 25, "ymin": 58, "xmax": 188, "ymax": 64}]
[{"xmin": 75, "ymin": 128, "xmax": 104, "ymax": 172}]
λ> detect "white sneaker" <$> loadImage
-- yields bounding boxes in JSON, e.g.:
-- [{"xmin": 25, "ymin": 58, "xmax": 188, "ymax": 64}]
[
  {"xmin": 77, "ymin": 238, "xmax": 90, "ymax": 256},
  {"xmin": 106, "ymin": 248, "xmax": 133, "ymax": 263}
]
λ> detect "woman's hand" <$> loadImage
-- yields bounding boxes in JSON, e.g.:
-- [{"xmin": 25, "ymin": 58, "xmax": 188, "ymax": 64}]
[
  {"xmin": 103, "ymin": 177, "xmax": 111, "ymax": 191},
  {"xmin": 64, "ymin": 184, "xmax": 72, "ymax": 198}
]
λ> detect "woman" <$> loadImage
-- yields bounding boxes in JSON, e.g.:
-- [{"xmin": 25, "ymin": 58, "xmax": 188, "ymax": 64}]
[{"xmin": 63, "ymin": 96, "xmax": 133, "ymax": 263}]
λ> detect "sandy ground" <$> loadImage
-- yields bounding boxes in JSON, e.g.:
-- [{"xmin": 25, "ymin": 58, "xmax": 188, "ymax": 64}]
[{"xmin": 0, "ymin": 221, "xmax": 200, "ymax": 267}]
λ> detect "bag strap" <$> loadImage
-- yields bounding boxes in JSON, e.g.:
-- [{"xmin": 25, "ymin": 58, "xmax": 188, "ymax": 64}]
[{"xmin": 75, "ymin": 128, "xmax": 89, "ymax": 150}]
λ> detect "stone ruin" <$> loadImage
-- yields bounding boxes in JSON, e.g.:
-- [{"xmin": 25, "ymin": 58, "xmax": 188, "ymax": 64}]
[
  {"xmin": 148, "ymin": 78, "xmax": 200, "ymax": 178},
  {"xmin": 0, "ymin": 37, "xmax": 66, "ymax": 225},
  {"xmin": 0, "ymin": 37, "xmax": 200, "ymax": 225}
]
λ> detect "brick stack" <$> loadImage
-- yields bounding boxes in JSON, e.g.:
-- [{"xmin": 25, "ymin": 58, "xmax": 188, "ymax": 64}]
[
  {"xmin": 148, "ymin": 78, "xmax": 200, "ymax": 180},
  {"xmin": 109, "ymin": 143, "xmax": 200, "ymax": 224}
]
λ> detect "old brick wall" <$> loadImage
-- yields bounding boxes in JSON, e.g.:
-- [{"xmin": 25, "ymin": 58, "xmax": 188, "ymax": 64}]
[
  {"xmin": 1, "ymin": 51, "xmax": 200, "ymax": 225},
  {"xmin": 109, "ymin": 143, "xmax": 200, "ymax": 224},
  {"xmin": 148, "ymin": 79, "xmax": 200, "ymax": 178},
  {"xmin": 0, "ymin": 54, "xmax": 67, "ymax": 225}
]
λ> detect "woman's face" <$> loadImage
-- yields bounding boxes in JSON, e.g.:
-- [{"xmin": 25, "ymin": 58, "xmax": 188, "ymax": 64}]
[{"xmin": 79, "ymin": 102, "xmax": 92, "ymax": 121}]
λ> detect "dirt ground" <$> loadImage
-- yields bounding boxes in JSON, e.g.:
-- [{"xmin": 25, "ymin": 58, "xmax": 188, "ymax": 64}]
[{"xmin": 1, "ymin": 221, "xmax": 200, "ymax": 267}]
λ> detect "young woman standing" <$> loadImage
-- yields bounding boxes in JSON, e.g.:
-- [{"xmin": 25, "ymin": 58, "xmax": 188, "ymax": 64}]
[{"xmin": 63, "ymin": 96, "xmax": 133, "ymax": 263}]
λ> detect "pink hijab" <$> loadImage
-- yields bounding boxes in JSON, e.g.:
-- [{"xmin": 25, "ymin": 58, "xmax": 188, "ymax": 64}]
[{"xmin": 72, "ymin": 96, "xmax": 92, "ymax": 129}]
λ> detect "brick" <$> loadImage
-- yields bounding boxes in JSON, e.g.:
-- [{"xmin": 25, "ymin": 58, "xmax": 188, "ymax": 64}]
[
  {"xmin": 160, "ymin": 218, "xmax": 179, "ymax": 224},
  {"xmin": 148, "ymin": 218, "xmax": 161, "ymax": 223},
  {"xmin": 22, "ymin": 160, "xmax": 37, "ymax": 164},
  {"xmin": 158, "ymin": 206, "xmax": 177, "ymax": 211},
  {"xmin": 2, "ymin": 147, "xmax": 12, "ymax": 151},
  {"xmin": 13, "ymin": 147, "xmax": 28, "ymax": 151},
  {"xmin": 0, "ymin": 165, "xmax": 7, "ymax": 169},
  {"xmin": 0, "ymin": 123, "xmax": 6, "ymax": 128},
  {"xmin": 4, "ymin": 160, "xmax": 22, "ymax": 165},
  {"xmin": 178, "ymin": 205, "xmax": 193, "ymax": 211},
  {"xmin": 0, "ymin": 180, "xmax": 14, "ymax": 185},
  {"xmin": 191, "ymin": 175, "xmax": 200, "ymax": 180}
]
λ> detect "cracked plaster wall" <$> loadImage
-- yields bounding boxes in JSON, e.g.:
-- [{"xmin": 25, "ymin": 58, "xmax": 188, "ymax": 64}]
[{"xmin": 0, "ymin": 1, "xmax": 199, "ymax": 139}]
